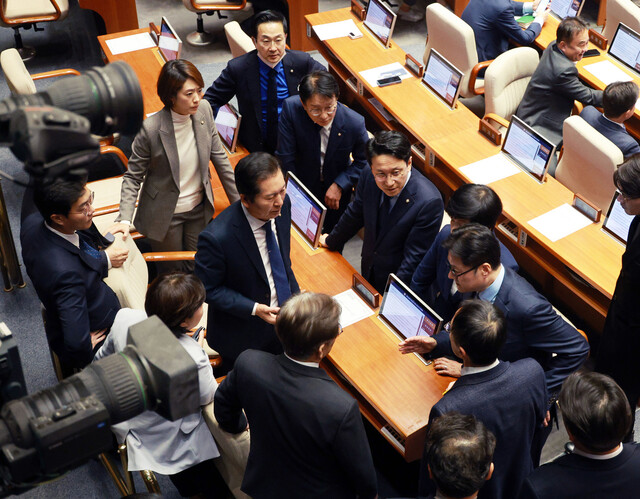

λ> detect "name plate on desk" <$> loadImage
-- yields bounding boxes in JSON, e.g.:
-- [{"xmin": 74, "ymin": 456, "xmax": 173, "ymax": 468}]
[
  {"xmin": 479, "ymin": 118, "xmax": 503, "ymax": 145},
  {"xmin": 351, "ymin": 0, "xmax": 365, "ymax": 20},
  {"xmin": 352, "ymin": 273, "xmax": 381, "ymax": 308},
  {"xmin": 589, "ymin": 28, "xmax": 607, "ymax": 50},
  {"xmin": 573, "ymin": 193, "xmax": 602, "ymax": 222}
]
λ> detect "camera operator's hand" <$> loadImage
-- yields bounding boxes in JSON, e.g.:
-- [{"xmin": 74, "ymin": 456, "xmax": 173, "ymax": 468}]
[
  {"xmin": 106, "ymin": 246, "xmax": 129, "ymax": 268},
  {"xmin": 108, "ymin": 222, "xmax": 130, "ymax": 239},
  {"xmin": 255, "ymin": 304, "xmax": 279, "ymax": 325},
  {"xmin": 90, "ymin": 328, "xmax": 108, "ymax": 348}
]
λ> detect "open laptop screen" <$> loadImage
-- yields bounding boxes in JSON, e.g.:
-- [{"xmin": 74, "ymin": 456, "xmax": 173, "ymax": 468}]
[
  {"xmin": 286, "ymin": 172, "xmax": 327, "ymax": 248},
  {"xmin": 422, "ymin": 49, "xmax": 463, "ymax": 109},
  {"xmin": 602, "ymin": 191, "xmax": 635, "ymax": 244},
  {"xmin": 550, "ymin": 0, "xmax": 584, "ymax": 19},
  {"xmin": 159, "ymin": 17, "xmax": 182, "ymax": 61},
  {"xmin": 363, "ymin": 0, "xmax": 397, "ymax": 48},
  {"xmin": 502, "ymin": 116, "xmax": 555, "ymax": 182},
  {"xmin": 608, "ymin": 23, "xmax": 640, "ymax": 73},
  {"xmin": 214, "ymin": 104, "xmax": 242, "ymax": 153}
]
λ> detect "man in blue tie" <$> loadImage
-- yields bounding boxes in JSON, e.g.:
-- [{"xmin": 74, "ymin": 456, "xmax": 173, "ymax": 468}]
[{"xmin": 195, "ymin": 152, "xmax": 299, "ymax": 372}]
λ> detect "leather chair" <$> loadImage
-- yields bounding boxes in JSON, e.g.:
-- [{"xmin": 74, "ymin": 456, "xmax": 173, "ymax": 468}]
[
  {"xmin": 224, "ymin": 20, "xmax": 254, "ymax": 58},
  {"xmin": 602, "ymin": 0, "xmax": 640, "ymax": 45},
  {"xmin": 0, "ymin": 47, "xmax": 78, "ymax": 94},
  {"xmin": 181, "ymin": 0, "xmax": 247, "ymax": 47},
  {"xmin": 556, "ymin": 116, "xmax": 623, "ymax": 212}
]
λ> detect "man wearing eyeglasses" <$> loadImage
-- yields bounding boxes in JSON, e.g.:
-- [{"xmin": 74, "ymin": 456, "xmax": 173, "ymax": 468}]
[
  {"xmin": 276, "ymin": 70, "xmax": 369, "ymax": 232},
  {"xmin": 320, "ymin": 130, "xmax": 444, "ymax": 292}
]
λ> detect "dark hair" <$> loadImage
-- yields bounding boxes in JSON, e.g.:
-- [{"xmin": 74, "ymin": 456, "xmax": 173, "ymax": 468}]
[
  {"xmin": 446, "ymin": 184, "xmax": 503, "ymax": 229},
  {"xmin": 443, "ymin": 223, "xmax": 501, "ymax": 269},
  {"xmin": 275, "ymin": 293, "xmax": 341, "ymax": 360},
  {"xmin": 556, "ymin": 17, "xmax": 588, "ymax": 44},
  {"xmin": 451, "ymin": 299, "xmax": 506, "ymax": 365},
  {"xmin": 235, "ymin": 152, "xmax": 283, "ymax": 202},
  {"xmin": 298, "ymin": 70, "xmax": 340, "ymax": 103},
  {"xmin": 157, "ymin": 59, "xmax": 205, "ymax": 109},
  {"xmin": 145, "ymin": 272, "xmax": 206, "ymax": 337},
  {"xmin": 603, "ymin": 81, "xmax": 639, "ymax": 118},
  {"xmin": 251, "ymin": 9, "xmax": 288, "ymax": 38},
  {"xmin": 366, "ymin": 130, "xmax": 411, "ymax": 164},
  {"xmin": 34, "ymin": 175, "xmax": 88, "ymax": 223},
  {"xmin": 613, "ymin": 154, "xmax": 640, "ymax": 199},
  {"xmin": 559, "ymin": 371, "xmax": 632, "ymax": 453},
  {"xmin": 425, "ymin": 412, "xmax": 496, "ymax": 498}
]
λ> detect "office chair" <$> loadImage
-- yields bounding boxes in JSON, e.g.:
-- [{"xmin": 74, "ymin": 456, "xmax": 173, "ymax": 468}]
[
  {"xmin": 224, "ymin": 20, "xmax": 254, "ymax": 58},
  {"xmin": 181, "ymin": 0, "xmax": 248, "ymax": 47},
  {"xmin": 0, "ymin": 46, "xmax": 78, "ymax": 93},
  {"xmin": 602, "ymin": 0, "xmax": 640, "ymax": 45}
]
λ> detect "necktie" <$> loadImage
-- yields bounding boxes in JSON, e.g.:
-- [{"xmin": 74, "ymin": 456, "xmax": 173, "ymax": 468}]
[
  {"xmin": 319, "ymin": 126, "xmax": 330, "ymax": 180},
  {"xmin": 263, "ymin": 221, "xmax": 291, "ymax": 305},
  {"xmin": 377, "ymin": 194, "xmax": 392, "ymax": 235},
  {"xmin": 266, "ymin": 68, "xmax": 278, "ymax": 153},
  {"xmin": 78, "ymin": 233, "xmax": 101, "ymax": 260}
]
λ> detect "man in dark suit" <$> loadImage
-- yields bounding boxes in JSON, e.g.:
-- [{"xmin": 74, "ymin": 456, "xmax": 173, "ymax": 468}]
[
  {"xmin": 462, "ymin": 0, "xmax": 549, "ymax": 61},
  {"xmin": 214, "ymin": 292, "xmax": 377, "ymax": 499},
  {"xmin": 419, "ymin": 300, "xmax": 548, "ymax": 499},
  {"xmin": 20, "ymin": 176, "xmax": 127, "ymax": 371},
  {"xmin": 203, "ymin": 10, "xmax": 325, "ymax": 153},
  {"xmin": 319, "ymin": 130, "xmax": 444, "ymax": 292},
  {"xmin": 581, "ymin": 81, "xmax": 640, "ymax": 157},
  {"xmin": 195, "ymin": 152, "xmax": 299, "ymax": 371},
  {"xmin": 276, "ymin": 70, "xmax": 369, "ymax": 232},
  {"xmin": 516, "ymin": 17, "xmax": 603, "ymax": 146},
  {"xmin": 520, "ymin": 371, "xmax": 640, "ymax": 499}
]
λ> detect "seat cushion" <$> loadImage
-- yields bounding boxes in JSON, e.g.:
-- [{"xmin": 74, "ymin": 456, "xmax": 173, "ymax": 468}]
[{"xmin": 3, "ymin": 0, "xmax": 69, "ymax": 22}]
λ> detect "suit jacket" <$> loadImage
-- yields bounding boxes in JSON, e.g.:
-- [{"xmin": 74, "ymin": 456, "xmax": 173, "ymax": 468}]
[
  {"xmin": 420, "ymin": 360, "xmax": 548, "ymax": 499},
  {"xmin": 515, "ymin": 42, "xmax": 603, "ymax": 145},
  {"xmin": 411, "ymin": 224, "xmax": 519, "ymax": 322},
  {"xmin": 519, "ymin": 443, "xmax": 640, "ymax": 499},
  {"xmin": 204, "ymin": 49, "xmax": 325, "ymax": 153},
  {"xmin": 325, "ymin": 168, "xmax": 444, "ymax": 292},
  {"xmin": 580, "ymin": 105, "xmax": 640, "ymax": 157},
  {"xmin": 194, "ymin": 199, "xmax": 300, "ymax": 363},
  {"xmin": 461, "ymin": 0, "xmax": 541, "ymax": 61},
  {"xmin": 214, "ymin": 351, "xmax": 377, "ymax": 499},
  {"xmin": 116, "ymin": 100, "xmax": 238, "ymax": 242},
  {"xmin": 431, "ymin": 267, "xmax": 589, "ymax": 395},
  {"xmin": 20, "ymin": 214, "xmax": 121, "ymax": 368}
]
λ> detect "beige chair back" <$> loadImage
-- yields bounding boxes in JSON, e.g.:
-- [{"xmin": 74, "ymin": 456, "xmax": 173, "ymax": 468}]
[
  {"xmin": 556, "ymin": 116, "xmax": 622, "ymax": 212},
  {"xmin": 603, "ymin": 0, "xmax": 640, "ymax": 43},
  {"xmin": 0, "ymin": 48, "xmax": 36, "ymax": 94},
  {"xmin": 0, "ymin": 0, "xmax": 69, "ymax": 23},
  {"xmin": 224, "ymin": 20, "xmax": 254, "ymax": 58}
]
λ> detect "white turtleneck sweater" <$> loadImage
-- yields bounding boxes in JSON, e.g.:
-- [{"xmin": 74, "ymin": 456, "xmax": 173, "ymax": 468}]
[{"xmin": 171, "ymin": 110, "xmax": 203, "ymax": 214}]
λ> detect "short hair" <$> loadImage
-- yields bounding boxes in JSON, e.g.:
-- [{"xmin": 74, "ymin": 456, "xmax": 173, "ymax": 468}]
[
  {"xmin": 556, "ymin": 17, "xmax": 588, "ymax": 44},
  {"xmin": 603, "ymin": 81, "xmax": 639, "ymax": 118},
  {"xmin": 275, "ymin": 293, "xmax": 341, "ymax": 360},
  {"xmin": 235, "ymin": 152, "xmax": 283, "ymax": 202},
  {"xmin": 559, "ymin": 371, "xmax": 632, "ymax": 453},
  {"xmin": 443, "ymin": 223, "xmax": 501, "ymax": 269},
  {"xmin": 252, "ymin": 9, "xmax": 288, "ymax": 38},
  {"xmin": 425, "ymin": 412, "xmax": 496, "ymax": 498},
  {"xmin": 366, "ymin": 130, "xmax": 411, "ymax": 164},
  {"xmin": 156, "ymin": 59, "xmax": 205, "ymax": 109},
  {"xmin": 34, "ymin": 175, "xmax": 88, "ymax": 223},
  {"xmin": 298, "ymin": 70, "xmax": 340, "ymax": 103},
  {"xmin": 145, "ymin": 272, "xmax": 206, "ymax": 338},
  {"xmin": 451, "ymin": 299, "xmax": 506, "ymax": 365},
  {"xmin": 614, "ymin": 154, "xmax": 640, "ymax": 199},
  {"xmin": 446, "ymin": 184, "xmax": 503, "ymax": 229}
]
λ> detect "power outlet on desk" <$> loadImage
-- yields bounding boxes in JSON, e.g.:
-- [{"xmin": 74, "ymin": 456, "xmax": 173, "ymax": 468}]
[
  {"xmin": 519, "ymin": 230, "xmax": 528, "ymax": 247},
  {"xmin": 429, "ymin": 151, "xmax": 435, "ymax": 167},
  {"xmin": 357, "ymin": 80, "xmax": 364, "ymax": 96},
  {"xmin": 306, "ymin": 22, "xmax": 311, "ymax": 38},
  {"xmin": 588, "ymin": 29, "xmax": 607, "ymax": 50}
]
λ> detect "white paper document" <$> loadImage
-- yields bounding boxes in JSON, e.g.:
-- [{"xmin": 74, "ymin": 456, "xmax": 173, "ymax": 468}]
[
  {"xmin": 359, "ymin": 62, "xmax": 411, "ymax": 88},
  {"xmin": 583, "ymin": 60, "xmax": 633, "ymax": 85},
  {"xmin": 459, "ymin": 154, "xmax": 521, "ymax": 185},
  {"xmin": 106, "ymin": 32, "xmax": 156, "ymax": 55},
  {"xmin": 528, "ymin": 204, "xmax": 592, "ymax": 242},
  {"xmin": 333, "ymin": 289, "xmax": 375, "ymax": 328},
  {"xmin": 313, "ymin": 19, "xmax": 361, "ymax": 41}
]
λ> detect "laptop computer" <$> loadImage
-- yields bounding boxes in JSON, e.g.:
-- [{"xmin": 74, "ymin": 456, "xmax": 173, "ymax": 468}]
[
  {"xmin": 421, "ymin": 48, "xmax": 464, "ymax": 110},
  {"xmin": 550, "ymin": 0, "xmax": 585, "ymax": 20},
  {"xmin": 286, "ymin": 172, "xmax": 327, "ymax": 249},
  {"xmin": 608, "ymin": 22, "xmax": 640, "ymax": 75},
  {"xmin": 363, "ymin": 0, "xmax": 397, "ymax": 48},
  {"xmin": 214, "ymin": 103, "xmax": 242, "ymax": 153},
  {"xmin": 602, "ymin": 191, "xmax": 635, "ymax": 245}
]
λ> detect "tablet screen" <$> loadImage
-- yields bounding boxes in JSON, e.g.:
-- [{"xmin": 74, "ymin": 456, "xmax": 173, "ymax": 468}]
[{"xmin": 422, "ymin": 49, "xmax": 463, "ymax": 109}]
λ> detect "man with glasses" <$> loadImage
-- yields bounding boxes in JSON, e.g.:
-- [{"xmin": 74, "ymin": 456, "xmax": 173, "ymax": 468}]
[
  {"xmin": 276, "ymin": 70, "xmax": 369, "ymax": 232},
  {"xmin": 21, "ymin": 176, "xmax": 128, "ymax": 373},
  {"xmin": 320, "ymin": 130, "xmax": 443, "ymax": 292}
]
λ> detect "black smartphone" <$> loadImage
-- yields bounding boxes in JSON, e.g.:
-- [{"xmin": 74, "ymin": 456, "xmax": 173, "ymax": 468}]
[
  {"xmin": 583, "ymin": 49, "xmax": 600, "ymax": 58},
  {"xmin": 377, "ymin": 75, "xmax": 402, "ymax": 87}
]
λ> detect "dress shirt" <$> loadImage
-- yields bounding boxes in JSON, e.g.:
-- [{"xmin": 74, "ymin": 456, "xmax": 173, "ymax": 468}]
[
  {"xmin": 461, "ymin": 358, "xmax": 500, "ymax": 376},
  {"xmin": 573, "ymin": 443, "xmax": 624, "ymax": 460},
  {"xmin": 285, "ymin": 353, "xmax": 320, "ymax": 368},
  {"xmin": 46, "ymin": 223, "xmax": 112, "ymax": 269},
  {"xmin": 258, "ymin": 56, "xmax": 288, "ymax": 139},
  {"xmin": 603, "ymin": 115, "xmax": 627, "ymax": 129},
  {"xmin": 478, "ymin": 265, "xmax": 505, "ymax": 304}
]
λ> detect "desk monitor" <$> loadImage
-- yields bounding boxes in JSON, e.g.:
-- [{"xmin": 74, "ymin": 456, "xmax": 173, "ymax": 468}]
[
  {"xmin": 286, "ymin": 172, "xmax": 327, "ymax": 249},
  {"xmin": 363, "ymin": 0, "xmax": 396, "ymax": 48},
  {"xmin": 550, "ymin": 0, "xmax": 585, "ymax": 20},
  {"xmin": 421, "ymin": 49, "xmax": 463, "ymax": 110},
  {"xmin": 602, "ymin": 191, "xmax": 634, "ymax": 244},
  {"xmin": 608, "ymin": 23, "xmax": 640, "ymax": 74},
  {"xmin": 158, "ymin": 16, "xmax": 182, "ymax": 61},
  {"xmin": 502, "ymin": 116, "xmax": 555, "ymax": 183},
  {"xmin": 214, "ymin": 103, "xmax": 242, "ymax": 153}
]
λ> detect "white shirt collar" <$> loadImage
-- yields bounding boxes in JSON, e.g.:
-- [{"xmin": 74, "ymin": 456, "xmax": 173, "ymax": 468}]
[
  {"xmin": 284, "ymin": 353, "xmax": 320, "ymax": 368},
  {"xmin": 602, "ymin": 114, "xmax": 626, "ymax": 129},
  {"xmin": 45, "ymin": 222, "xmax": 79, "ymax": 248},
  {"xmin": 461, "ymin": 359, "xmax": 500, "ymax": 376},
  {"xmin": 573, "ymin": 443, "xmax": 623, "ymax": 460},
  {"xmin": 241, "ymin": 203, "xmax": 276, "ymax": 233}
]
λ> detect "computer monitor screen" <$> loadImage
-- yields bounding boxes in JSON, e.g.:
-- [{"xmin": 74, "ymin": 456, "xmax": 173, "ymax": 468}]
[
  {"xmin": 159, "ymin": 17, "xmax": 182, "ymax": 61},
  {"xmin": 608, "ymin": 23, "xmax": 640, "ymax": 73},
  {"xmin": 379, "ymin": 274, "xmax": 442, "ymax": 340},
  {"xmin": 214, "ymin": 104, "xmax": 242, "ymax": 153},
  {"xmin": 286, "ymin": 172, "xmax": 327, "ymax": 248},
  {"xmin": 602, "ymin": 191, "xmax": 635, "ymax": 244},
  {"xmin": 502, "ymin": 116, "xmax": 555, "ymax": 182},
  {"xmin": 550, "ymin": 0, "xmax": 584, "ymax": 19},
  {"xmin": 421, "ymin": 49, "xmax": 463, "ymax": 109},
  {"xmin": 363, "ymin": 0, "xmax": 397, "ymax": 48}
]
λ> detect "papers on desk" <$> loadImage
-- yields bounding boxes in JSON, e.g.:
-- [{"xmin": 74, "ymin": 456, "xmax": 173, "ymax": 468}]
[
  {"xmin": 313, "ymin": 19, "xmax": 361, "ymax": 41},
  {"xmin": 333, "ymin": 289, "xmax": 375, "ymax": 328},
  {"xmin": 583, "ymin": 60, "xmax": 633, "ymax": 85},
  {"xmin": 359, "ymin": 62, "xmax": 411, "ymax": 88},
  {"xmin": 106, "ymin": 32, "xmax": 156, "ymax": 55},
  {"xmin": 459, "ymin": 154, "xmax": 521, "ymax": 185},
  {"xmin": 528, "ymin": 204, "xmax": 593, "ymax": 242}
]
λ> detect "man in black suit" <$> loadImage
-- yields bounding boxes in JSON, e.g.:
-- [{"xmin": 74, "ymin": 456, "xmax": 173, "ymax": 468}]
[
  {"xmin": 203, "ymin": 10, "xmax": 325, "ymax": 153},
  {"xmin": 520, "ymin": 371, "xmax": 640, "ymax": 499},
  {"xmin": 319, "ymin": 130, "xmax": 444, "ymax": 292},
  {"xmin": 214, "ymin": 292, "xmax": 377, "ymax": 499},
  {"xmin": 195, "ymin": 152, "xmax": 299, "ymax": 371}
]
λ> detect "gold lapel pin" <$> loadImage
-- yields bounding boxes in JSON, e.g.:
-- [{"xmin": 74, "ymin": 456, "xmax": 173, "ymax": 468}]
[
  {"xmin": 201, "ymin": 120, "xmax": 205, "ymax": 125},
  {"xmin": 406, "ymin": 198, "xmax": 410, "ymax": 203}
]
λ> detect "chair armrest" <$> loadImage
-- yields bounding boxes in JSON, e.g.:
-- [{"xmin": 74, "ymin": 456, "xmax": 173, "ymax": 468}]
[
  {"xmin": 0, "ymin": 0, "xmax": 62, "ymax": 24},
  {"xmin": 483, "ymin": 113, "xmax": 510, "ymax": 129},
  {"xmin": 469, "ymin": 59, "xmax": 493, "ymax": 96},
  {"xmin": 572, "ymin": 101, "xmax": 584, "ymax": 115},
  {"xmin": 187, "ymin": 0, "xmax": 247, "ymax": 12},
  {"xmin": 100, "ymin": 145, "xmax": 129, "ymax": 169},
  {"xmin": 31, "ymin": 68, "xmax": 80, "ymax": 80},
  {"xmin": 142, "ymin": 251, "xmax": 196, "ymax": 262}
]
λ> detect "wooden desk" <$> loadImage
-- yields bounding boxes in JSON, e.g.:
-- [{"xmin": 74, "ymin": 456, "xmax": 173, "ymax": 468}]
[
  {"xmin": 288, "ymin": 0, "xmax": 318, "ymax": 51},
  {"xmin": 79, "ymin": 0, "xmax": 139, "ymax": 34}
]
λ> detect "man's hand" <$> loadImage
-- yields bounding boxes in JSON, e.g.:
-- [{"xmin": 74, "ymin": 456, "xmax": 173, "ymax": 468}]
[
  {"xmin": 398, "ymin": 335, "xmax": 437, "ymax": 355},
  {"xmin": 107, "ymin": 222, "xmax": 130, "ymax": 239},
  {"xmin": 537, "ymin": 6, "xmax": 550, "ymax": 24},
  {"xmin": 255, "ymin": 304, "xmax": 280, "ymax": 325},
  {"xmin": 532, "ymin": 0, "xmax": 540, "ymax": 10},
  {"xmin": 542, "ymin": 410, "xmax": 551, "ymax": 427},
  {"xmin": 434, "ymin": 357, "xmax": 462, "ymax": 378},
  {"xmin": 324, "ymin": 183, "xmax": 342, "ymax": 210},
  {"xmin": 319, "ymin": 233, "xmax": 330, "ymax": 248},
  {"xmin": 90, "ymin": 328, "xmax": 107, "ymax": 349},
  {"xmin": 106, "ymin": 246, "xmax": 129, "ymax": 268}
]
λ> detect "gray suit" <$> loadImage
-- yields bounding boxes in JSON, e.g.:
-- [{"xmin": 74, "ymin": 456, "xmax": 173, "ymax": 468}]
[{"xmin": 515, "ymin": 42, "xmax": 603, "ymax": 145}]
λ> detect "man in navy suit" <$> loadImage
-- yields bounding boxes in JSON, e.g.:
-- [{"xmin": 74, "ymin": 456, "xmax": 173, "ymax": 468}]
[
  {"xmin": 462, "ymin": 0, "xmax": 549, "ymax": 61},
  {"xmin": 203, "ymin": 10, "xmax": 325, "ymax": 153},
  {"xmin": 520, "ymin": 371, "xmax": 640, "ymax": 499},
  {"xmin": 214, "ymin": 292, "xmax": 377, "ymax": 498},
  {"xmin": 581, "ymin": 81, "xmax": 640, "ymax": 157},
  {"xmin": 320, "ymin": 131, "xmax": 444, "ymax": 292},
  {"xmin": 195, "ymin": 152, "xmax": 299, "ymax": 371},
  {"xmin": 21, "ymin": 176, "xmax": 127, "ymax": 370},
  {"xmin": 419, "ymin": 299, "xmax": 548, "ymax": 499},
  {"xmin": 276, "ymin": 70, "xmax": 369, "ymax": 232}
]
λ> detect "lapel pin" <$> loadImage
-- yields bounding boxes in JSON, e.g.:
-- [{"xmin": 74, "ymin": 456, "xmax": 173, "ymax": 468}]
[
  {"xmin": 405, "ymin": 198, "xmax": 410, "ymax": 203},
  {"xmin": 290, "ymin": 69, "xmax": 294, "ymax": 73},
  {"xmin": 201, "ymin": 120, "xmax": 205, "ymax": 125},
  {"xmin": 338, "ymin": 132, "xmax": 342, "ymax": 136}
]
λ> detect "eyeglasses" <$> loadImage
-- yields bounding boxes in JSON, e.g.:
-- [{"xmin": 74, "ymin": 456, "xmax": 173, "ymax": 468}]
[
  {"xmin": 447, "ymin": 262, "xmax": 479, "ymax": 278},
  {"xmin": 70, "ymin": 191, "xmax": 95, "ymax": 216},
  {"xmin": 374, "ymin": 169, "xmax": 407, "ymax": 182},
  {"xmin": 308, "ymin": 104, "xmax": 337, "ymax": 117},
  {"xmin": 338, "ymin": 324, "xmax": 344, "ymax": 336}
]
